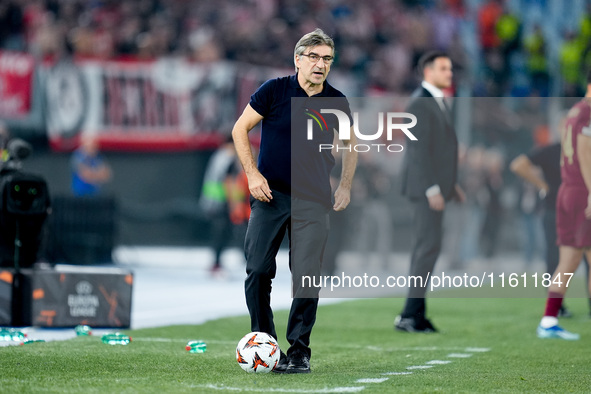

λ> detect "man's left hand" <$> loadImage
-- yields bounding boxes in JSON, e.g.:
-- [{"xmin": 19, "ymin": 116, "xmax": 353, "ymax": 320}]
[{"xmin": 333, "ymin": 185, "xmax": 351, "ymax": 211}]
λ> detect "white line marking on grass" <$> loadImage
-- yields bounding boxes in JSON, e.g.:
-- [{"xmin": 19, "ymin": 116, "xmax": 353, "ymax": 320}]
[
  {"xmin": 195, "ymin": 385, "xmax": 365, "ymax": 393},
  {"xmin": 132, "ymin": 337, "xmax": 236, "ymax": 345},
  {"xmin": 355, "ymin": 378, "xmax": 389, "ymax": 384},
  {"xmin": 465, "ymin": 347, "xmax": 491, "ymax": 352},
  {"xmin": 382, "ymin": 372, "xmax": 413, "ymax": 376},
  {"xmin": 426, "ymin": 360, "xmax": 452, "ymax": 365},
  {"xmin": 366, "ymin": 346, "xmax": 479, "ymax": 352},
  {"xmin": 406, "ymin": 365, "xmax": 433, "ymax": 370},
  {"xmin": 447, "ymin": 353, "xmax": 472, "ymax": 358}
]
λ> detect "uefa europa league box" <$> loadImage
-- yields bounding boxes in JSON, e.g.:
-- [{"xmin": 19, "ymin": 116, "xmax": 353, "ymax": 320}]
[{"xmin": 20, "ymin": 265, "xmax": 133, "ymax": 328}]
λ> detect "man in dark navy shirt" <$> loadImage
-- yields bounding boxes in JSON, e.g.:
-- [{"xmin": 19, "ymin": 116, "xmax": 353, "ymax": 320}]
[{"xmin": 232, "ymin": 28, "xmax": 357, "ymax": 373}]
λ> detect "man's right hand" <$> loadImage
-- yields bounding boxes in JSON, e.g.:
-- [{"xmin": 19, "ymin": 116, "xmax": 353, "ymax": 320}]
[
  {"xmin": 248, "ymin": 171, "xmax": 273, "ymax": 202},
  {"xmin": 428, "ymin": 193, "xmax": 445, "ymax": 211}
]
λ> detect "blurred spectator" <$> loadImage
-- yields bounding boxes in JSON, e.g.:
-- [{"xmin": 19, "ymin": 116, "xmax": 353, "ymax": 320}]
[
  {"xmin": 581, "ymin": 4, "xmax": 591, "ymax": 89},
  {"xmin": 459, "ymin": 145, "xmax": 487, "ymax": 264},
  {"xmin": 0, "ymin": 0, "xmax": 25, "ymax": 51},
  {"xmin": 188, "ymin": 27, "xmax": 223, "ymax": 62},
  {"xmin": 495, "ymin": 4, "xmax": 522, "ymax": 94},
  {"xmin": 480, "ymin": 148, "xmax": 505, "ymax": 258},
  {"xmin": 199, "ymin": 137, "xmax": 248, "ymax": 276},
  {"xmin": 559, "ymin": 30, "xmax": 584, "ymax": 97},
  {"xmin": 71, "ymin": 134, "xmax": 112, "ymax": 197},
  {"xmin": 478, "ymin": 0, "xmax": 504, "ymax": 95},
  {"xmin": 517, "ymin": 178, "xmax": 543, "ymax": 265},
  {"xmin": 429, "ymin": 2, "xmax": 460, "ymax": 51},
  {"xmin": 478, "ymin": 0, "xmax": 503, "ymax": 53},
  {"xmin": 523, "ymin": 24, "xmax": 549, "ymax": 96},
  {"xmin": 496, "ymin": 5, "xmax": 521, "ymax": 57}
]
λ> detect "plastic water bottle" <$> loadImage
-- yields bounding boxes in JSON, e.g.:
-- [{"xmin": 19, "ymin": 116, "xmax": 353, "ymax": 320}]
[
  {"xmin": 0, "ymin": 328, "xmax": 25, "ymax": 342},
  {"xmin": 101, "ymin": 333, "xmax": 132, "ymax": 345},
  {"xmin": 21, "ymin": 338, "xmax": 45, "ymax": 345},
  {"xmin": 185, "ymin": 340, "xmax": 206, "ymax": 353},
  {"xmin": 75, "ymin": 325, "xmax": 92, "ymax": 336}
]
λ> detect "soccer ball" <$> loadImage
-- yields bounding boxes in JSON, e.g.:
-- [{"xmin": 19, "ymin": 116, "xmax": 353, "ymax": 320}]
[{"xmin": 236, "ymin": 331, "xmax": 280, "ymax": 373}]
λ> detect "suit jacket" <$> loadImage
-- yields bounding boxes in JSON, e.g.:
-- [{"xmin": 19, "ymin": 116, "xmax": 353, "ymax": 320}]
[{"xmin": 400, "ymin": 86, "xmax": 458, "ymax": 201}]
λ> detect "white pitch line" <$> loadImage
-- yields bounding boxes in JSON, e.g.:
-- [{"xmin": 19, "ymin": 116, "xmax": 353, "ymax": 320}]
[
  {"xmin": 382, "ymin": 372, "xmax": 413, "ymax": 376},
  {"xmin": 426, "ymin": 360, "xmax": 452, "ymax": 365},
  {"xmin": 365, "ymin": 345, "xmax": 481, "ymax": 352},
  {"xmin": 447, "ymin": 353, "xmax": 473, "ymax": 358},
  {"xmin": 406, "ymin": 365, "xmax": 433, "ymax": 370},
  {"xmin": 193, "ymin": 385, "xmax": 365, "ymax": 393},
  {"xmin": 132, "ymin": 337, "xmax": 236, "ymax": 345},
  {"xmin": 355, "ymin": 378, "xmax": 389, "ymax": 384},
  {"xmin": 465, "ymin": 347, "xmax": 491, "ymax": 352}
]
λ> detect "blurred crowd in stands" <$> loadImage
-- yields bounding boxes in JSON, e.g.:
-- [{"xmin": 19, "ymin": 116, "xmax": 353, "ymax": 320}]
[{"xmin": 1, "ymin": 0, "xmax": 590, "ymax": 96}]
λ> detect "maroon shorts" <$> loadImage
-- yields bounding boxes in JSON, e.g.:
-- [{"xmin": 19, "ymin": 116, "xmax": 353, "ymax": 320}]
[{"xmin": 556, "ymin": 184, "xmax": 591, "ymax": 248}]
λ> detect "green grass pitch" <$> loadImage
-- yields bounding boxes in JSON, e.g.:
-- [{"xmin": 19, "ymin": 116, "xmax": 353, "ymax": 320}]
[{"xmin": 2, "ymin": 293, "xmax": 590, "ymax": 393}]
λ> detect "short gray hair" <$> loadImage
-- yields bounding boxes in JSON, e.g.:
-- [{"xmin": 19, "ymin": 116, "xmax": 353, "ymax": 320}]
[{"xmin": 294, "ymin": 28, "xmax": 335, "ymax": 72}]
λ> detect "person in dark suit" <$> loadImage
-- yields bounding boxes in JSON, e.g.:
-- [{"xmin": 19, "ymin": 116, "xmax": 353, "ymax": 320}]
[{"xmin": 395, "ymin": 51, "xmax": 465, "ymax": 333}]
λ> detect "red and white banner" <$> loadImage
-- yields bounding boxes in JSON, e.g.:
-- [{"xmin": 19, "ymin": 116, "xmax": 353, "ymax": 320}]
[
  {"xmin": 0, "ymin": 51, "xmax": 34, "ymax": 118},
  {"xmin": 46, "ymin": 58, "xmax": 260, "ymax": 151}
]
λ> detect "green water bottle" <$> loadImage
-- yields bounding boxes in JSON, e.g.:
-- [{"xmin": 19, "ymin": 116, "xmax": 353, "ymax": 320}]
[
  {"xmin": 21, "ymin": 338, "xmax": 45, "ymax": 345},
  {"xmin": 101, "ymin": 333, "xmax": 132, "ymax": 345},
  {"xmin": 0, "ymin": 328, "xmax": 25, "ymax": 341},
  {"xmin": 75, "ymin": 325, "xmax": 92, "ymax": 336},
  {"xmin": 185, "ymin": 340, "xmax": 206, "ymax": 353}
]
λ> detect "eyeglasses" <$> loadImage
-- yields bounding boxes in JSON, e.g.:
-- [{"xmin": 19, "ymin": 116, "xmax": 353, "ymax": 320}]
[{"xmin": 300, "ymin": 52, "xmax": 334, "ymax": 65}]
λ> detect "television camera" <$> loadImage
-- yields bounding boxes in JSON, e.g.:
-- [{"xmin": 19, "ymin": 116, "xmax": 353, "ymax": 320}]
[{"xmin": 0, "ymin": 138, "xmax": 51, "ymax": 269}]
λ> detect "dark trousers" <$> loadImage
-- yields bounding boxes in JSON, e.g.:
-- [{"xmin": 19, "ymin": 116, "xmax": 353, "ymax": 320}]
[
  {"xmin": 401, "ymin": 198, "xmax": 444, "ymax": 319},
  {"xmin": 244, "ymin": 190, "xmax": 329, "ymax": 358}
]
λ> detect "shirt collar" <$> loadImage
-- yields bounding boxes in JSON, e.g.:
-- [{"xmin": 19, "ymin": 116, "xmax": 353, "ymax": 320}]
[
  {"xmin": 421, "ymin": 80, "xmax": 444, "ymax": 98},
  {"xmin": 289, "ymin": 74, "xmax": 300, "ymax": 88},
  {"xmin": 291, "ymin": 73, "xmax": 328, "ymax": 96}
]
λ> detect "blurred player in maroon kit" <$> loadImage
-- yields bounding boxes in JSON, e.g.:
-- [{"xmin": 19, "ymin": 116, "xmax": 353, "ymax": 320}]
[{"xmin": 537, "ymin": 71, "xmax": 591, "ymax": 340}]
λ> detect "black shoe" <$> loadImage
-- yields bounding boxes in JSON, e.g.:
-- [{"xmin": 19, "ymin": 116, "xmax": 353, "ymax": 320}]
[
  {"xmin": 285, "ymin": 351, "xmax": 311, "ymax": 374},
  {"xmin": 394, "ymin": 315, "xmax": 438, "ymax": 333},
  {"xmin": 272, "ymin": 351, "xmax": 289, "ymax": 373},
  {"xmin": 419, "ymin": 317, "xmax": 438, "ymax": 332},
  {"xmin": 559, "ymin": 306, "xmax": 572, "ymax": 318}
]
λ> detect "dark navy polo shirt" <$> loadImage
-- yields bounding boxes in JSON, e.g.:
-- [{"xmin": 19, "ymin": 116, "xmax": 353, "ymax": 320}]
[{"xmin": 249, "ymin": 74, "xmax": 351, "ymax": 207}]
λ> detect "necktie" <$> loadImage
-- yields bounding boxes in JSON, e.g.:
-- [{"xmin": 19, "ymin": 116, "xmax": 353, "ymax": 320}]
[{"xmin": 440, "ymin": 98, "xmax": 451, "ymax": 123}]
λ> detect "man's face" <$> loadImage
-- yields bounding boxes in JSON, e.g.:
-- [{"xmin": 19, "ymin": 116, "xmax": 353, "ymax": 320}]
[
  {"xmin": 425, "ymin": 57, "xmax": 453, "ymax": 90},
  {"xmin": 295, "ymin": 44, "xmax": 333, "ymax": 85}
]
